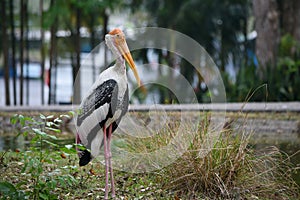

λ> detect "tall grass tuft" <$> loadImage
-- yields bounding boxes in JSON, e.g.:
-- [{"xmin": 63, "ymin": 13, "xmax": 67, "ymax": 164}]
[{"xmin": 122, "ymin": 112, "xmax": 299, "ymax": 199}]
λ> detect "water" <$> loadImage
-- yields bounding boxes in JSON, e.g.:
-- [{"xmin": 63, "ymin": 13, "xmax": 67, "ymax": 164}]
[
  {"xmin": 0, "ymin": 134, "xmax": 27, "ymax": 152},
  {"xmin": 0, "ymin": 133, "xmax": 75, "ymax": 152}
]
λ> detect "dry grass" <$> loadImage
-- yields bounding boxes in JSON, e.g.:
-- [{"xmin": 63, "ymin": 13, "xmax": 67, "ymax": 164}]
[
  {"xmin": 1, "ymin": 111, "xmax": 299, "ymax": 199},
  {"xmin": 121, "ymin": 112, "xmax": 300, "ymax": 199}
]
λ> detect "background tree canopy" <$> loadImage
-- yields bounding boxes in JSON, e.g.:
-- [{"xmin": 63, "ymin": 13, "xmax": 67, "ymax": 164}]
[{"xmin": 0, "ymin": 0, "xmax": 300, "ymax": 105}]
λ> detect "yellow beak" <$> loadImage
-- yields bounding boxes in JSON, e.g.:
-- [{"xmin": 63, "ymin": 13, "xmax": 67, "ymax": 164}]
[{"xmin": 116, "ymin": 37, "xmax": 141, "ymax": 87}]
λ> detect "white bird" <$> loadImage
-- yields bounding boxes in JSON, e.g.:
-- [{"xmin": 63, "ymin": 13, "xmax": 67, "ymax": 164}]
[{"xmin": 75, "ymin": 28, "xmax": 141, "ymax": 199}]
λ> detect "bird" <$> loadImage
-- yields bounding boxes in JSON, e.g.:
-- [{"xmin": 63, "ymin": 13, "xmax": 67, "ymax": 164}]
[{"xmin": 75, "ymin": 28, "xmax": 141, "ymax": 199}]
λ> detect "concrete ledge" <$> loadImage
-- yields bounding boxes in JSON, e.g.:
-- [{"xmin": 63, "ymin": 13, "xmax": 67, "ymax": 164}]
[
  {"xmin": 129, "ymin": 102, "xmax": 300, "ymax": 112},
  {"xmin": 0, "ymin": 102, "xmax": 299, "ymax": 113}
]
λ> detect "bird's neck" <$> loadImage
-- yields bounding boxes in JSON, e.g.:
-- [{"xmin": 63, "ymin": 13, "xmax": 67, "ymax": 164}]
[{"xmin": 113, "ymin": 57, "xmax": 126, "ymax": 75}]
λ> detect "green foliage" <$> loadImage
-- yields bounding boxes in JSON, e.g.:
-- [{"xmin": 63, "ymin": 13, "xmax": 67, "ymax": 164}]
[
  {"xmin": 129, "ymin": 0, "xmax": 252, "ymax": 103},
  {"xmin": 0, "ymin": 181, "xmax": 25, "ymax": 199},
  {"xmin": 131, "ymin": 0, "xmax": 299, "ymax": 102},
  {"xmin": 3, "ymin": 113, "xmax": 80, "ymax": 199},
  {"xmin": 274, "ymin": 34, "xmax": 300, "ymax": 100},
  {"xmin": 1, "ymin": 111, "xmax": 300, "ymax": 198},
  {"xmin": 223, "ymin": 33, "xmax": 300, "ymax": 102},
  {"xmin": 279, "ymin": 34, "xmax": 300, "ymax": 58},
  {"xmin": 223, "ymin": 65, "xmax": 267, "ymax": 102}
]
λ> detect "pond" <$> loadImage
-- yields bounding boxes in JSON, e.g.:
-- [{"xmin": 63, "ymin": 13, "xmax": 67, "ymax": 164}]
[{"xmin": 0, "ymin": 134, "xmax": 75, "ymax": 152}]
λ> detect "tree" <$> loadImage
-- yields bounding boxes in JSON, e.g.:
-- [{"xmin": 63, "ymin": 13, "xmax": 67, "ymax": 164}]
[
  {"xmin": 9, "ymin": 0, "xmax": 17, "ymax": 105},
  {"xmin": 253, "ymin": 0, "xmax": 280, "ymax": 73},
  {"xmin": 40, "ymin": 0, "xmax": 46, "ymax": 105},
  {"xmin": 129, "ymin": 0, "xmax": 250, "ymax": 103},
  {"xmin": 19, "ymin": 0, "xmax": 26, "ymax": 105},
  {"xmin": 253, "ymin": 0, "xmax": 300, "ymax": 71},
  {"xmin": 72, "ymin": 2, "xmax": 82, "ymax": 104},
  {"xmin": 43, "ymin": 0, "xmax": 122, "ymax": 104},
  {"xmin": 25, "ymin": 1, "xmax": 30, "ymax": 105},
  {"xmin": 279, "ymin": 0, "xmax": 300, "ymax": 42},
  {"xmin": 48, "ymin": 0, "xmax": 58, "ymax": 105},
  {"xmin": 1, "ymin": 0, "xmax": 11, "ymax": 105}
]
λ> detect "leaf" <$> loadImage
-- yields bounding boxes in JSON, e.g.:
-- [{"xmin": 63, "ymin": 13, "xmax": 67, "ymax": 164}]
[
  {"xmin": 60, "ymin": 144, "xmax": 77, "ymax": 154},
  {"xmin": 44, "ymin": 140, "xmax": 59, "ymax": 147},
  {"xmin": 19, "ymin": 115, "xmax": 25, "ymax": 126},
  {"xmin": 31, "ymin": 135, "xmax": 40, "ymax": 144},
  {"xmin": 46, "ymin": 121, "xmax": 55, "ymax": 127},
  {"xmin": 45, "ymin": 127, "xmax": 61, "ymax": 133},
  {"xmin": 68, "ymin": 110, "xmax": 76, "ymax": 117},
  {"xmin": 40, "ymin": 114, "xmax": 46, "ymax": 120},
  {"xmin": 60, "ymin": 113, "xmax": 71, "ymax": 119},
  {"xmin": 68, "ymin": 175, "xmax": 77, "ymax": 185},
  {"xmin": 32, "ymin": 128, "xmax": 47, "ymax": 136},
  {"xmin": 0, "ymin": 181, "xmax": 17, "ymax": 193},
  {"xmin": 47, "ymin": 134, "xmax": 58, "ymax": 140},
  {"xmin": 39, "ymin": 192, "xmax": 49, "ymax": 200},
  {"xmin": 46, "ymin": 121, "xmax": 60, "ymax": 128},
  {"xmin": 46, "ymin": 179, "xmax": 57, "ymax": 189},
  {"xmin": 58, "ymin": 177, "xmax": 66, "ymax": 187},
  {"xmin": 10, "ymin": 114, "xmax": 18, "ymax": 125},
  {"xmin": 65, "ymin": 144, "xmax": 73, "ymax": 149},
  {"xmin": 23, "ymin": 116, "xmax": 33, "ymax": 123},
  {"xmin": 46, "ymin": 115, "xmax": 54, "ymax": 119},
  {"xmin": 0, "ymin": 181, "xmax": 25, "ymax": 199},
  {"xmin": 74, "ymin": 143, "xmax": 87, "ymax": 151},
  {"xmin": 54, "ymin": 118, "xmax": 63, "ymax": 123}
]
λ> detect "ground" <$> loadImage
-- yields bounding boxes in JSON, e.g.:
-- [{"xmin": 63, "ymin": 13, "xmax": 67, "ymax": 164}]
[{"xmin": 0, "ymin": 110, "xmax": 299, "ymax": 199}]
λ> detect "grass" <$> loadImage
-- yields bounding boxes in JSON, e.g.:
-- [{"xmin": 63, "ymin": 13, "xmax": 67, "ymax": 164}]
[
  {"xmin": 0, "ymin": 111, "xmax": 299, "ymax": 199},
  {"xmin": 119, "ymin": 112, "xmax": 300, "ymax": 199}
]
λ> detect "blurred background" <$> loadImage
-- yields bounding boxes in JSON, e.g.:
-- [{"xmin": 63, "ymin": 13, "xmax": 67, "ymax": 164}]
[{"xmin": 0, "ymin": 0, "xmax": 299, "ymax": 106}]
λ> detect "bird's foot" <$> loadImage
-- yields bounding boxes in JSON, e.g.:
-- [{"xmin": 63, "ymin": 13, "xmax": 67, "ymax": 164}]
[
  {"xmin": 103, "ymin": 193, "xmax": 115, "ymax": 200},
  {"xmin": 112, "ymin": 192, "xmax": 116, "ymax": 199}
]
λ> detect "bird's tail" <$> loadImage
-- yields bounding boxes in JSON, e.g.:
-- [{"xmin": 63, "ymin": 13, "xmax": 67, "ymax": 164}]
[{"xmin": 76, "ymin": 133, "xmax": 92, "ymax": 166}]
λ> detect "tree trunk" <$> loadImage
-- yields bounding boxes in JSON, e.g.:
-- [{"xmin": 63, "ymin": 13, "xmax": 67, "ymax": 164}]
[
  {"xmin": 242, "ymin": 8, "xmax": 248, "ymax": 67},
  {"xmin": 40, "ymin": 0, "xmax": 45, "ymax": 104},
  {"xmin": 90, "ymin": 12, "xmax": 96, "ymax": 82},
  {"xmin": 72, "ymin": 5, "xmax": 81, "ymax": 104},
  {"xmin": 48, "ymin": 0, "xmax": 57, "ymax": 105},
  {"xmin": 253, "ymin": 0, "xmax": 280, "ymax": 71},
  {"xmin": 20, "ymin": 0, "xmax": 25, "ymax": 105},
  {"xmin": 281, "ymin": 0, "xmax": 300, "ymax": 42},
  {"xmin": 1, "ymin": 0, "xmax": 11, "ymax": 105},
  {"xmin": 9, "ymin": 0, "xmax": 17, "ymax": 105},
  {"xmin": 49, "ymin": 26, "xmax": 57, "ymax": 105},
  {"xmin": 25, "ymin": 1, "xmax": 29, "ymax": 105},
  {"xmin": 103, "ymin": 9, "xmax": 108, "ymax": 69}
]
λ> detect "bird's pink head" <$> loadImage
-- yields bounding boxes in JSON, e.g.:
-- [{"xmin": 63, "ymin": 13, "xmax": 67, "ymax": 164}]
[
  {"xmin": 105, "ymin": 28, "xmax": 141, "ymax": 86},
  {"xmin": 108, "ymin": 28, "xmax": 123, "ymax": 35}
]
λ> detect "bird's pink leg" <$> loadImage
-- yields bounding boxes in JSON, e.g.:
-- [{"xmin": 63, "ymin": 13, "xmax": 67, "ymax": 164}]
[
  {"xmin": 75, "ymin": 133, "xmax": 81, "ymax": 156},
  {"xmin": 103, "ymin": 125, "xmax": 109, "ymax": 200},
  {"xmin": 107, "ymin": 124, "xmax": 115, "ymax": 198}
]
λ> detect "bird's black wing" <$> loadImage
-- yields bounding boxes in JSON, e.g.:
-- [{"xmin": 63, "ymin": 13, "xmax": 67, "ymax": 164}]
[
  {"xmin": 121, "ymin": 85, "xmax": 129, "ymax": 117},
  {"xmin": 76, "ymin": 79, "xmax": 118, "ymax": 166},
  {"xmin": 76, "ymin": 79, "xmax": 118, "ymax": 127}
]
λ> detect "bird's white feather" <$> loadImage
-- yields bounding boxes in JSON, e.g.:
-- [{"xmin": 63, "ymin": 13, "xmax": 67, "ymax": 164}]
[
  {"xmin": 76, "ymin": 61, "xmax": 128, "ymax": 158},
  {"xmin": 77, "ymin": 102, "xmax": 109, "ymax": 146}
]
